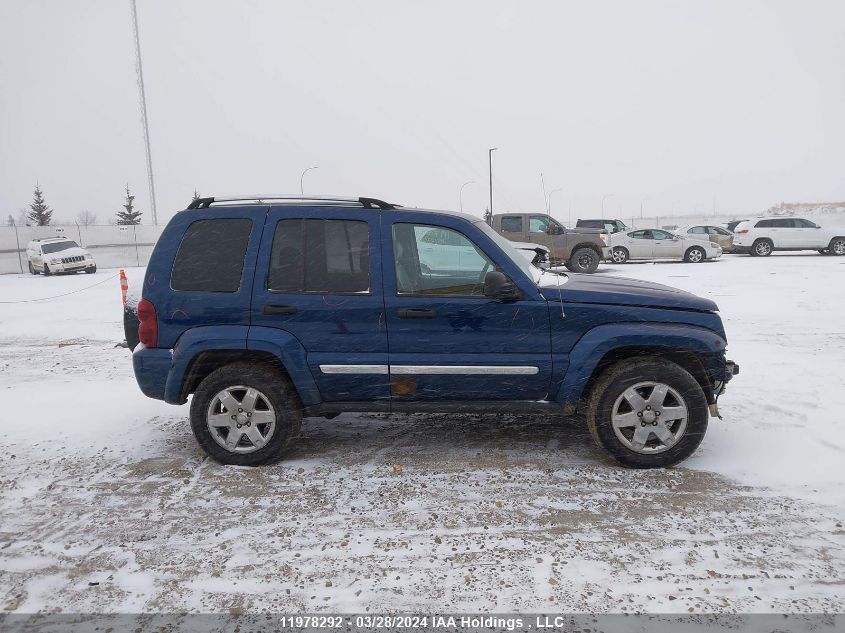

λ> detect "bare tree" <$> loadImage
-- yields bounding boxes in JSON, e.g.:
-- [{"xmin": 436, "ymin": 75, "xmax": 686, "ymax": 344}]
[{"xmin": 76, "ymin": 210, "xmax": 97, "ymax": 226}]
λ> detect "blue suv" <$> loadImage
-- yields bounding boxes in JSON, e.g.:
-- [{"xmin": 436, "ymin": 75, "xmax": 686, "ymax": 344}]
[{"xmin": 129, "ymin": 195, "xmax": 738, "ymax": 468}]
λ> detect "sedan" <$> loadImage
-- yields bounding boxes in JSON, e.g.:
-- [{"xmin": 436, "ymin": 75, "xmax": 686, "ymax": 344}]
[
  {"xmin": 679, "ymin": 224, "xmax": 735, "ymax": 252},
  {"xmin": 609, "ymin": 229, "xmax": 722, "ymax": 263}
]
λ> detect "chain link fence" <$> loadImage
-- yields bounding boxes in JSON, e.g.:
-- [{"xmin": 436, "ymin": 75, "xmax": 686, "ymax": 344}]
[{"xmin": 0, "ymin": 224, "xmax": 165, "ymax": 274}]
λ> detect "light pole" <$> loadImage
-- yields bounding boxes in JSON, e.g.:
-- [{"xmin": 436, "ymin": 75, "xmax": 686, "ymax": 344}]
[
  {"xmin": 488, "ymin": 148, "xmax": 498, "ymax": 217},
  {"xmin": 601, "ymin": 193, "xmax": 615, "ymax": 216},
  {"xmin": 300, "ymin": 166, "xmax": 318, "ymax": 195},
  {"xmin": 459, "ymin": 180, "xmax": 476, "ymax": 213},
  {"xmin": 640, "ymin": 197, "xmax": 649, "ymax": 219},
  {"xmin": 547, "ymin": 188, "xmax": 562, "ymax": 213},
  {"xmin": 130, "ymin": 0, "xmax": 157, "ymax": 225}
]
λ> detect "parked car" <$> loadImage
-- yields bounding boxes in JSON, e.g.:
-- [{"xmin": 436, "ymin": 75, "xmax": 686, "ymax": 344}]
[
  {"xmin": 492, "ymin": 213, "xmax": 610, "ymax": 273},
  {"xmin": 609, "ymin": 229, "xmax": 722, "ymax": 263},
  {"xmin": 25, "ymin": 238, "xmax": 96, "ymax": 275},
  {"xmin": 679, "ymin": 224, "xmax": 735, "ymax": 252},
  {"xmin": 512, "ymin": 242, "xmax": 551, "ymax": 268},
  {"xmin": 732, "ymin": 217, "xmax": 845, "ymax": 256},
  {"xmin": 577, "ymin": 218, "xmax": 628, "ymax": 234},
  {"xmin": 128, "ymin": 194, "xmax": 738, "ymax": 469}
]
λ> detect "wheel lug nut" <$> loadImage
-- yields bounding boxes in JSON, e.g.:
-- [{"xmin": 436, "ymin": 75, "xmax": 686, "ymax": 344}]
[
  {"xmin": 231, "ymin": 415, "xmax": 236, "ymax": 419},
  {"xmin": 237, "ymin": 423, "xmax": 242, "ymax": 428},
  {"xmin": 238, "ymin": 408, "xmax": 243, "ymax": 413},
  {"xmin": 247, "ymin": 412, "xmax": 252, "ymax": 417},
  {"xmin": 637, "ymin": 412, "xmax": 643, "ymax": 417}
]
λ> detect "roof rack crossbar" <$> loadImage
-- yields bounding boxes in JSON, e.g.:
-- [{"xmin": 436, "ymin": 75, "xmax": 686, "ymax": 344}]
[{"xmin": 187, "ymin": 195, "xmax": 395, "ymax": 210}]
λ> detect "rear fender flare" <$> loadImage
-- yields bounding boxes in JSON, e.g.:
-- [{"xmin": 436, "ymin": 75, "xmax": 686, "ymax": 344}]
[
  {"xmin": 164, "ymin": 326, "xmax": 249, "ymax": 403},
  {"xmin": 556, "ymin": 323, "xmax": 727, "ymax": 404}
]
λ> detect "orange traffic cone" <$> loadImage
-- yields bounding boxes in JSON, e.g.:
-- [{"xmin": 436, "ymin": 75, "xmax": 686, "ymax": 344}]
[{"xmin": 119, "ymin": 268, "xmax": 128, "ymax": 305}]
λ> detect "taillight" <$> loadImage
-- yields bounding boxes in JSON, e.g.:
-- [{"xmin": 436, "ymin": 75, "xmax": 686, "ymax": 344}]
[
  {"xmin": 736, "ymin": 229, "xmax": 749, "ymax": 234},
  {"xmin": 137, "ymin": 299, "xmax": 158, "ymax": 348}
]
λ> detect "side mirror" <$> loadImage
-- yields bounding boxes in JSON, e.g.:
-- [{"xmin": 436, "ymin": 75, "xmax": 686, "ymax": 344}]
[{"xmin": 484, "ymin": 270, "xmax": 521, "ymax": 301}]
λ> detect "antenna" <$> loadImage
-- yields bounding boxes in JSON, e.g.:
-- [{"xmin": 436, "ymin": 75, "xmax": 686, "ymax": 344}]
[{"xmin": 130, "ymin": 0, "xmax": 158, "ymax": 225}]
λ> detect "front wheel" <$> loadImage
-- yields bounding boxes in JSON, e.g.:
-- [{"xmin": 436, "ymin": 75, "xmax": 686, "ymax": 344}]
[
  {"xmin": 43, "ymin": 264, "xmax": 52, "ymax": 276},
  {"xmin": 28, "ymin": 261, "xmax": 38, "ymax": 275},
  {"xmin": 586, "ymin": 358, "xmax": 709, "ymax": 468},
  {"xmin": 85, "ymin": 265, "xmax": 97, "ymax": 274},
  {"xmin": 190, "ymin": 362, "xmax": 302, "ymax": 466},
  {"xmin": 565, "ymin": 247, "xmax": 600, "ymax": 273},
  {"xmin": 684, "ymin": 246, "xmax": 705, "ymax": 263}
]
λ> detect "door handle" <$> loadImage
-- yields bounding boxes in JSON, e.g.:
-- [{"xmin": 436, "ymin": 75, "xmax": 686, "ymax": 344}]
[
  {"xmin": 398, "ymin": 308, "xmax": 437, "ymax": 319},
  {"xmin": 262, "ymin": 304, "xmax": 297, "ymax": 315}
]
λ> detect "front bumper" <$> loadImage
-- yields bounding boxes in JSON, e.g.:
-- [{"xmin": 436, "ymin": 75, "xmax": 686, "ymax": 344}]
[{"xmin": 50, "ymin": 260, "xmax": 94, "ymax": 272}]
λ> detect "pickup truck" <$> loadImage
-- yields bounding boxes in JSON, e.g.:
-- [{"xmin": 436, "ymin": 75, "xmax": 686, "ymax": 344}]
[
  {"xmin": 492, "ymin": 213, "xmax": 610, "ymax": 273},
  {"xmin": 128, "ymin": 194, "xmax": 738, "ymax": 469}
]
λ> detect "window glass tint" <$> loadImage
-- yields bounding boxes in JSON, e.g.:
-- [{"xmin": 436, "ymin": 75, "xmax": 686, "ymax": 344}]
[
  {"xmin": 756, "ymin": 219, "xmax": 774, "ymax": 228},
  {"xmin": 652, "ymin": 230, "xmax": 672, "ymax": 240},
  {"xmin": 171, "ymin": 218, "xmax": 252, "ymax": 292},
  {"xmin": 795, "ymin": 218, "xmax": 816, "ymax": 228},
  {"xmin": 500, "ymin": 216, "xmax": 523, "ymax": 232},
  {"xmin": 688, "ymin": 226, "xmax": 707, "ymax": 234},
  {"xmin": 267, "ymin": 219, "xmax": 304, "ymax": 292},
  {"xmin": 42, "ymin": 240, "xmax": 80, "ymax": 254},
  {"xmin": 774, "ymin": 219, "xmax": 793, "ymax": 228},
  {"xmin": 393, "ymin": 223, "xmax": 492, "ymax": 296},
  {"xmin": 629, "ymin": 230, "xmax": 648, "ymax": 239},
  {"xmin": 268, "ymin": 219, "xmax": 369, "ymax": 293}
]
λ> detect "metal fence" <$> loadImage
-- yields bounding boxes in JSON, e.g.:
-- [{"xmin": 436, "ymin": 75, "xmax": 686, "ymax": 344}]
[{"xmin": 0, "ymin": 224, "xmax": 165, "ymax": 274}]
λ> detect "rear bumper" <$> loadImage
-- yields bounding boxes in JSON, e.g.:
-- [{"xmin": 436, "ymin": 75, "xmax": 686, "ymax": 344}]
[
  {"xmin": 601, "ymin": 246, "xmax": 612, "ymax": 259},
  {"xmin": 132, "ymin": 344, "xmax": 173, "ymax": 401}
]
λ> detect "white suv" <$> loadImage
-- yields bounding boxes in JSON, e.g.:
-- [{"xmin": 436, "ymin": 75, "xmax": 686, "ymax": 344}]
[
  {"xmin": 732, "ymin": 217, "xmax": 845, "ymax": 257},
  {"xmin": 26, "ymin": 238, "xmax": 97, "ymax": 275}
]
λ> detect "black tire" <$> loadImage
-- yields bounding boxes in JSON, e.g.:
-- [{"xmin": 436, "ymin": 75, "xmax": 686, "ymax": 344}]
[
  {"xmin": 28, "ymin": 261, "xmax": 38, "ymax": 275},
  {"xmin": 85, "ymin": 265, "xmax": 97, "ymax": 274},
  {"xmin": 43, "ymin": 264, "xmax": 52, "ymax": 276},
  {"xmin": 751, "ymin": 239, "xmax": 773, "ymax": 257},
  {"xmin": 610, "ymin": 247, "xmax": 629, "ymax": 264},
  {"xmin": 684, "ymin": 246, "xmax": 706, "ymax": 263},
  {"xmin": 586, "ymin": 358, "xmax": 709, "ymax": 468},
  {"xmin": 565, "ymin": 247, "xmax": 600, "ymax": 273},
  {"xmin": 828, "ymin": 237, "xmax": 845, "ymax": 256},
  {"xmin": 190, "ymin": 362, "xmax": 302, "ymax": 466}
]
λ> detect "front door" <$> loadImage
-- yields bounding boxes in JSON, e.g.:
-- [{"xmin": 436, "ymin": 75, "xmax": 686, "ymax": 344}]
[
  {"xmin": 383, "ymin": 215, "xmax": 552, "ymax": 401},
  {"xmin": 626, "ymin": 230, "xmax": 655, "ymax": 260},
  {"xmin": 251, "ymin": 206, "xmax": 389, "ymax": 402},
  {"xmin": 652, "ymin": 229, "xmax": 682, "ymax": 259}
]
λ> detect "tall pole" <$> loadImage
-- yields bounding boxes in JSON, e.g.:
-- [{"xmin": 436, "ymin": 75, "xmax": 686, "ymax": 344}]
[
  {"xmin": 547, "ymin": 188, "xmax": 562, "ymax": 214},
  {"xmin": 130, "ymin": 0, "xmax": 157, "ymax": 225},
  {"xmin": 601, "ymin": 193, "xmax": 615, "ymax": 216},
  {"xmin": 300, "ymin": 166, "xmax": 318, "ymax": 195},
  {"xmin": 640, "ymin": 197, "xmax": 649, "ymax": 219},
  {"xmin": 488, "ymin": 147, "xmax": 498, "ymax": 217},
  {"xmin": 459, "ymin": 180, "xmax": 476, "ymax": 213}
]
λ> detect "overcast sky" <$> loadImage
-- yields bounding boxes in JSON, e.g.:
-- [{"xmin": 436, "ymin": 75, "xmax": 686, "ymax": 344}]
[{"xmin": 1, "ymin": 0, "xmax": 844, "ymax": 226}]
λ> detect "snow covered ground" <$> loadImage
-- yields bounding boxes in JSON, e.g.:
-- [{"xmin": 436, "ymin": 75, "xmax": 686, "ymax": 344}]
[{"xmin": 1, "ymin": 255, "xmax": 843, "ymax": 614}]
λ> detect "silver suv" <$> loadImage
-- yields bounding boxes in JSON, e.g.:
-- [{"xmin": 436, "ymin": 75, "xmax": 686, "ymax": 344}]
[{"xmin": 26, "ymin": 238, "xmax": 97, "ymax": 275}]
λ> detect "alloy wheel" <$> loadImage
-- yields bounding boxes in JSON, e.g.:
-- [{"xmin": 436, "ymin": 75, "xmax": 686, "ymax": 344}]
[
  {"xmin": 206, "ymin": 385, "xmax": 277, "ymax": 454},
  {"xmin": 611, "ymin": 381, "xmax": 689, "ymax": 454}
]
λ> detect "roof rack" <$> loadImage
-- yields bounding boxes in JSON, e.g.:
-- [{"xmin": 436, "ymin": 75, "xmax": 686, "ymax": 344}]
[{"xmin": 187, "ymin": 195, "xmax": 397, "ymax": 211}]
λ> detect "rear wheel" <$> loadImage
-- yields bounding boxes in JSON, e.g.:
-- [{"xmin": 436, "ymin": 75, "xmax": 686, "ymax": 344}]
[
  {"xmin": 751, "ymin": 239, "xmax": 772, "ymax": 257},
  {"xmin": 587, "ymin": 358, "xmax": 709, "ymax": 468},
  {"xmin": 565, "ymin": 247, "xmax": 600, "ymax": 273},
  {"xmin": 829, "ymin": 237, "xmax": 845, "ymax": 256},
  {"xmin": 684, "ymin": 246, "xmax": 705, "ymax": 263},
  {"xmin": 190, "ymin": 362, "xmax": 302, "ymax": 466},
  {"xmin": 610, "ymin": 247, "xmax": 629, "ymax": 264}
]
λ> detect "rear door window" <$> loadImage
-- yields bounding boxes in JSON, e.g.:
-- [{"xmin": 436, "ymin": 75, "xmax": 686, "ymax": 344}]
[
  {"xmin": 500, "ymin": 216, "xmax": 523, "ymax": 233},
  {"xmin": 171, "ymin": 218, "xmax": 252, "ymax": 292},
  {"xmin": 267, "ymin": 219, "xmax": 370, "ymax": 294}
]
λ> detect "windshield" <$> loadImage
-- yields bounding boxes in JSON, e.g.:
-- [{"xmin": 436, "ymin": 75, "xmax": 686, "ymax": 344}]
[
  {"xmin": 475, "ymin": 220, "xmax": 546, "ymax": 285},
  {"xmin": 41, "ymin": 240, "xmax": 79, "ymax": 254}
]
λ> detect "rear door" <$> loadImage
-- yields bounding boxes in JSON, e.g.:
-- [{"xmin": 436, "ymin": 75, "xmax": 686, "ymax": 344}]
[
  {"xmin": 498, "ymin": 215, "xmax": 527, "ymax": 243},
  {"xmin": 626, "ymin": 230, "xmax": 654, "ymax": 259},
  {"xmin": 383, "ymin": 213, "xmax": 552, "ymax": 401},
  {"xmin": 250, "ymin": 206, "xmax": 389, "ymax": 402}
]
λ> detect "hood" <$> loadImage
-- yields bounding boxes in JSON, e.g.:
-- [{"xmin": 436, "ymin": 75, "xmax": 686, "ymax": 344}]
[{"xmin": 542, "ymin": 274, "xmax": 718, "ymax": 312}]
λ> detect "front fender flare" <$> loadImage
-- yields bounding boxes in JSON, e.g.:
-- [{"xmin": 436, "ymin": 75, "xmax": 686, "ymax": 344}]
[{"xmin": 555, "ymin": 322, "xmax": 727, "ymax": 404}]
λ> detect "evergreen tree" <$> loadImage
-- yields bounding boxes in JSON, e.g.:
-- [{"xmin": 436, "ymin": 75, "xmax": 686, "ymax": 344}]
[
  {"xmin": 27, "ymin": 184, "xmax": 53, "ymax": 226},
  {"xmin": 116, "ymin": 185, "xmax": 143, "ymax": 225}
]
